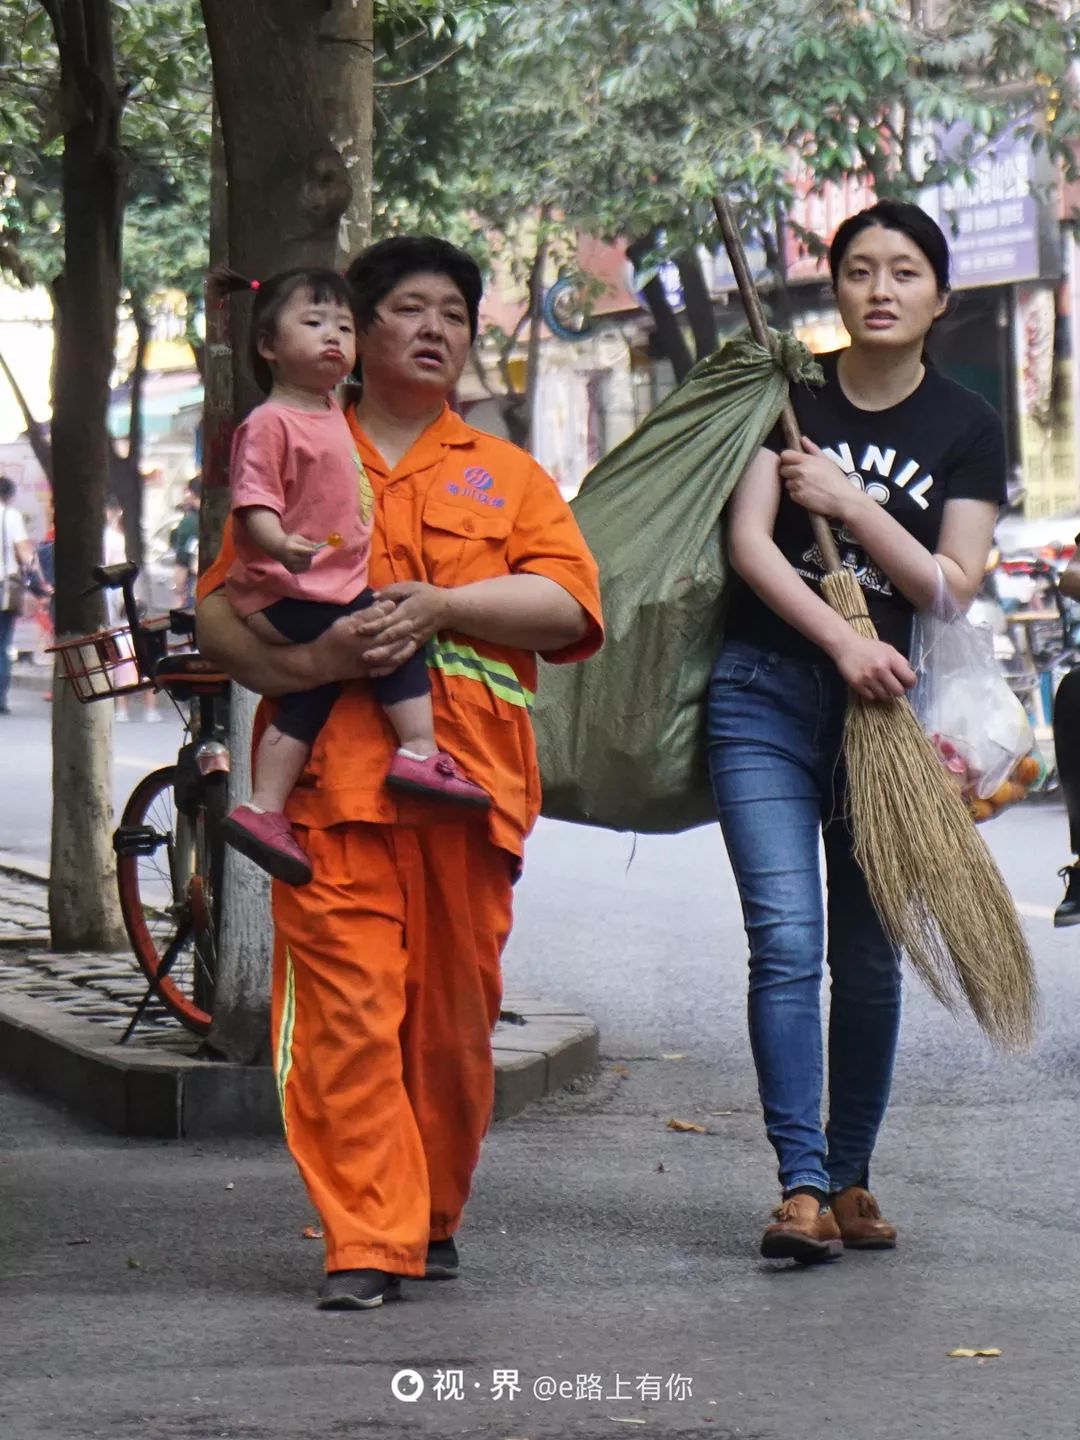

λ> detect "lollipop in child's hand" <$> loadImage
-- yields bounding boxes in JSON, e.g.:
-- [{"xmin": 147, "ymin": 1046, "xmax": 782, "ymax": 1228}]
[{"xmin": 316, "ymin": 531, "xmax": 344, "ymax": 551}]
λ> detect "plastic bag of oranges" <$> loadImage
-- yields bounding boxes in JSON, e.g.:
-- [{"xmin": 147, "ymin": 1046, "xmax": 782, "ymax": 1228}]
[
  {"xmin": 929, "ymin": 737, "xmax": 1045, "ymax": 822},
  {"xmin": 912, "ymin": 575, "xmax": 1035, "ymax": 822}
]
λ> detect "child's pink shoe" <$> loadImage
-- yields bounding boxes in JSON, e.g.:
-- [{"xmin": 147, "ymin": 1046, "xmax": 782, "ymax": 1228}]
[
  {"xmin": 221, "ymin": 805, "xmax": 313, "ymax": 886},
  {"xmin": 386, "ymin": 751, "xmax": 491, "ymax": 810}
]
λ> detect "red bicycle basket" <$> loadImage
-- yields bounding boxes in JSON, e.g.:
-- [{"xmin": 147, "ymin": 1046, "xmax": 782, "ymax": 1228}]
[{"xmin": 48, "ymin": 621, "xmax": 163, "ymax": 703}]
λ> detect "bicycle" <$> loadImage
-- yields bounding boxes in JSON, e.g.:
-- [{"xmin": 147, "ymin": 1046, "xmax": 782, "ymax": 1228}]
[{"xmin": 49, "ymin": 561, "xmax": 231, "ymax": 1042}]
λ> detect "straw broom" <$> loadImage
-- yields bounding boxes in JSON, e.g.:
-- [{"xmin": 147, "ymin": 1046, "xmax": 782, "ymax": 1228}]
[{"xmin": 712, "ymin": 195, "xmax": 1037, "ymax": 1048}]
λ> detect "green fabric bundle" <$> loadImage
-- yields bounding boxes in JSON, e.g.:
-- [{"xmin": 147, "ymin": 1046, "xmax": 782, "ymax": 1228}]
[{"xmin": 534, "ymin": 329, "xmax": 821, "ymax": 833}]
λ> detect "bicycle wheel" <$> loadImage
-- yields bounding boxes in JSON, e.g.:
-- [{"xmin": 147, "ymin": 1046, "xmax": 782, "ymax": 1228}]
[{"xmin": 115, "ymin": 765, "xmax": 225, "ymax": 1035}]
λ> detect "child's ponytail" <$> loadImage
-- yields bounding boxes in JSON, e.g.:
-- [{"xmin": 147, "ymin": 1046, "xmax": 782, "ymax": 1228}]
[{"xmin": 207, "ymin": 266, "xmax": 262, "ymax": 306}]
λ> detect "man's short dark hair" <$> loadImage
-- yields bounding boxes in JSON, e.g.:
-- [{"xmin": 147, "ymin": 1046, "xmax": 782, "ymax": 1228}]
[
  {"xmin": 0, "ymin": 476, "xmax": 15, "ymax": 503},
  {"xmin": 345, "ymin": 236, "xmax": 483, "ymax": 340}
]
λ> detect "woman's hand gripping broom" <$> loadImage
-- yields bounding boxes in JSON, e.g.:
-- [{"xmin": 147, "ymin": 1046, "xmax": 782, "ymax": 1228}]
[{"xmin": 711, "ymin": 194, "xmax": 1036, "ymax": 1048}]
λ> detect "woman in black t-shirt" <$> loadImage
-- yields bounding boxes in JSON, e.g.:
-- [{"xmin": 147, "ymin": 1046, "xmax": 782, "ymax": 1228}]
[{"xmin": 707, "ymin": 201, "xmax": 1005, "ymax": 1266}]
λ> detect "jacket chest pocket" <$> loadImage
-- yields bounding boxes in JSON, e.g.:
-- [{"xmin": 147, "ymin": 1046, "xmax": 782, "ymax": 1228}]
[{"xmin": 421, "ymin": 499, "xmax": 513, "ymax": 585}]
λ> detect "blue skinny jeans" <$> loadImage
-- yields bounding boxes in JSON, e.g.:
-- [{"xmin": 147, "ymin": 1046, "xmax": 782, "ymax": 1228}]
[{"xmin": 706, "ymin": 639, "xmax": 902, "ymax": 1195}]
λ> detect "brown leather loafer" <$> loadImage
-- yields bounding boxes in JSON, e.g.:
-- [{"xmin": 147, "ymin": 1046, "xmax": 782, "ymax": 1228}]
[
  {"xmin": 830, "ymin": 1186, "xmax": 897, "ymax": 1249},
  {"xmin": 760, "ymin": 1194, "xmax": 843, "ymax": 1265}
]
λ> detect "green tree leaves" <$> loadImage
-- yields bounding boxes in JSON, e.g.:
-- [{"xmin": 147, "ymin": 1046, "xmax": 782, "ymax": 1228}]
[{"xmin": 374, "ymin": 0, "xmax": 1080, "ymax": 277}]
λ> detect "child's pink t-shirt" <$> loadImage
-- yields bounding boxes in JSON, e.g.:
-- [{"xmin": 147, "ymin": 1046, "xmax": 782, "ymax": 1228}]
[{"xmin": 224, "ymin": 398, "xmax": 374, "ymax": 617}]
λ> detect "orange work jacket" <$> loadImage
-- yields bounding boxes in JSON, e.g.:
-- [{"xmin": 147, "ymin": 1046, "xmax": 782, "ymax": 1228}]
[{"xmin": 198, "ymin": 403, "xmax": 603, "ymax": 860}]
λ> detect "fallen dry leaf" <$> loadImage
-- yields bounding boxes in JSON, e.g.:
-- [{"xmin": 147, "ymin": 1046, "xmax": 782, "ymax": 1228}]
[
  {"xmin": 667, "ymin": 1118, "xmax": 707, "ymax": 1134},
  {"xmin": 302, "ymin": 1225, "xmax": 324, "ymax": 1240},
  {"xmin": 948, "ymin": 1348, "xmax": 1001, "ymax": 1359},
  {"xmin": 613, "ymin": 1064, "xmax": 631, "ymax": 1079},
  {"xmin": 126, "ymin": 1257, "xmax": 141, "ymax": 1270}
]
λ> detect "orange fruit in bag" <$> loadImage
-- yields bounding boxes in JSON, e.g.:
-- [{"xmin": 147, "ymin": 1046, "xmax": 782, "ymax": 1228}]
[{"xmin": 1013, "ymin": 755, "xmax": 1040, "ymax": 786}]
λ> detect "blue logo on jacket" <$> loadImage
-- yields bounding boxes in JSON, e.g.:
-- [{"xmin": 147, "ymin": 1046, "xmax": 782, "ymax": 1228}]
[{"xmin": 446, "ymin": 467, "xmax": 506, "ymax": 509}]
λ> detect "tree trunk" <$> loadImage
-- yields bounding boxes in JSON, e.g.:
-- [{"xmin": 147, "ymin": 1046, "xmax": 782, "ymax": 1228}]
[
  {"xmin": 185, "ymin": 284, "xmax": 207, "ymax": 381},
  {"xmin": 495, "ymin": 308, "xmax": 532, "ymax": 449},
  {"xmin": 212, "ymin": 686, "xmax": 272, "ymax": 1062},
  {"xmin": 109, "ymin": 294, "xmax": 150, "ymax": 568},
  {"xmin": 44, "ymin": 0, "xmax": 126, "ymax": 952},
  {"xmin": 0, "ymin": 350, "xmax": 53, "ymax": 482},
  {"xmin": 199, "ymin": 1, "xmax": 373, "ymax": 1062},
  {"xmin": 50, "ymin": 686, "xmax": 118, "ymax": 950},
  {"xmin": 524, "ymin": 212, "xmax": 551, "ymax": 455},
  {"xmin": 761, "ymin": 209, "xmax": 795, "ymax": 331},
  {"xmin": 676, "ymin": 250, "xmax": 718, "ymax": 362},
  {"xmin": 201, "ymin": 0, "xmax": 367, "ymax": 412},
  {"xmin": 200, "ymin": 105, "xmax": 232, "ymax": 567},
  {"xmin": 202, "ymin": 101, "xmax": 274, "ymax": 1065},
  {"xmin": 322, "ymin": 0, "xmax": 374, "ymax": 265},
  {"xmin": 626, "ymin": 233, "xmax": 694, "ymax": 383}
]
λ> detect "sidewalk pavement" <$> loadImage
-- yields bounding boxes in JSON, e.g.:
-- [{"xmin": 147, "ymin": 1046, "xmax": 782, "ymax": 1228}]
[
  {"xmin": 0, "ymin": 860, "xmax": 598, "ymax": 1138},
  {"xmin": 6, "ymin": 805, "xmax": 1080, "ymax": 1439}
]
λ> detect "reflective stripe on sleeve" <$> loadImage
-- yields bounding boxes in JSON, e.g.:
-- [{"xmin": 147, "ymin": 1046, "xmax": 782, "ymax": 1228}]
[{"xmin": 426, "ymin": 636, "xmax": 535, "ymax": 710}]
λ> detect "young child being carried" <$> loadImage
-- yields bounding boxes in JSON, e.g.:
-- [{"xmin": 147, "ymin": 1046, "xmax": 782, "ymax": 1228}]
[{"xmin": 216, "ymin": 267, "xmax": 488, "ymax": 887}]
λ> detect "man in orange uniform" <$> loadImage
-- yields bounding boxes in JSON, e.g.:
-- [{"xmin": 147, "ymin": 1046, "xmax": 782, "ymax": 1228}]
[{"xmin": 198, "ymin": 236, "xmax": 602, "ymax": 1310}]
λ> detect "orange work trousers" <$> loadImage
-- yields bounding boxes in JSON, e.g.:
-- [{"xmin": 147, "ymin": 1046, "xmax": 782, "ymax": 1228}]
[{"xmin": 270, "ymin": 818, "xmax": 513, "ymax": 1276}]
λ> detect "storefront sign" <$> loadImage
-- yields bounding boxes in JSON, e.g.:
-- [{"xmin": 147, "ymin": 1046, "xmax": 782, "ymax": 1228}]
[
  {"xmin": 703, "ymin": 123, "xmax": 1058, "ymax": 297},
  {"xmin": 919, "ymin": 125, "xmax": 1055, "ymax": 289}
]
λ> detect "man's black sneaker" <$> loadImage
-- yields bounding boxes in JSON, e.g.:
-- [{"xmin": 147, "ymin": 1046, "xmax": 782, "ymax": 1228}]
[
  {"xmin": 423, "ymin": 1237, "xmax": 460, "ymax": 1280},
  {"xmin": 316, "ymin": 1269, "xmax": 403, "ymax": 1310},
  {"xmin": 1055, "ymin": 863, "xmax": 1080, "ymax": 928}
]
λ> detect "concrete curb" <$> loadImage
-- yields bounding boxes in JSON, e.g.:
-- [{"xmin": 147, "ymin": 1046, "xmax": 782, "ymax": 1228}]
[
  {"xmin": 0, "ymin": 852, "xmax": 50, "ymax": 883},
  {"xmin": 0, "ymin": 855, "xmax": 599, "ymax": 1140},
  {"xmin": 0, "ymin": 987, "xmax": 598, "ymax": 1138}
]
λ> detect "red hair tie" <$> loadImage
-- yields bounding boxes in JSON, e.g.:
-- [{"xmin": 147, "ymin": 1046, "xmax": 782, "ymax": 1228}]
[{"xmin": 250, "ymin": 279, "xmax": 260, "ymax": 292}]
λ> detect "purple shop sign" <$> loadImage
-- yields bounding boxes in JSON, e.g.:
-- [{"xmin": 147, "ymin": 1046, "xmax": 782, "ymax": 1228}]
[{"xmin": 919, "ymin": 123, "xmax": 1055, "ymax": 289}]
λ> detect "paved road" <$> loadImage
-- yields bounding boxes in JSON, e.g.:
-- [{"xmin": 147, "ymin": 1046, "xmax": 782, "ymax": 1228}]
[{"xmin": 4, "ymin": 697, "xmax": 1080, "ymax": 1438}]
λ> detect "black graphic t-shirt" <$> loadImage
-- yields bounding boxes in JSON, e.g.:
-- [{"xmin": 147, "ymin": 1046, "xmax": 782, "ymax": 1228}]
[{"xmin": 725, "ymin": 351, "xmax": 1006, "ymax": 659}]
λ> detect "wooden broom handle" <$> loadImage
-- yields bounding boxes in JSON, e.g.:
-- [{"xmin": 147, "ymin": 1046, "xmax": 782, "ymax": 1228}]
[{"xmin": 711, "ymin": 194, "xmax": 842, "ymax": 573}]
